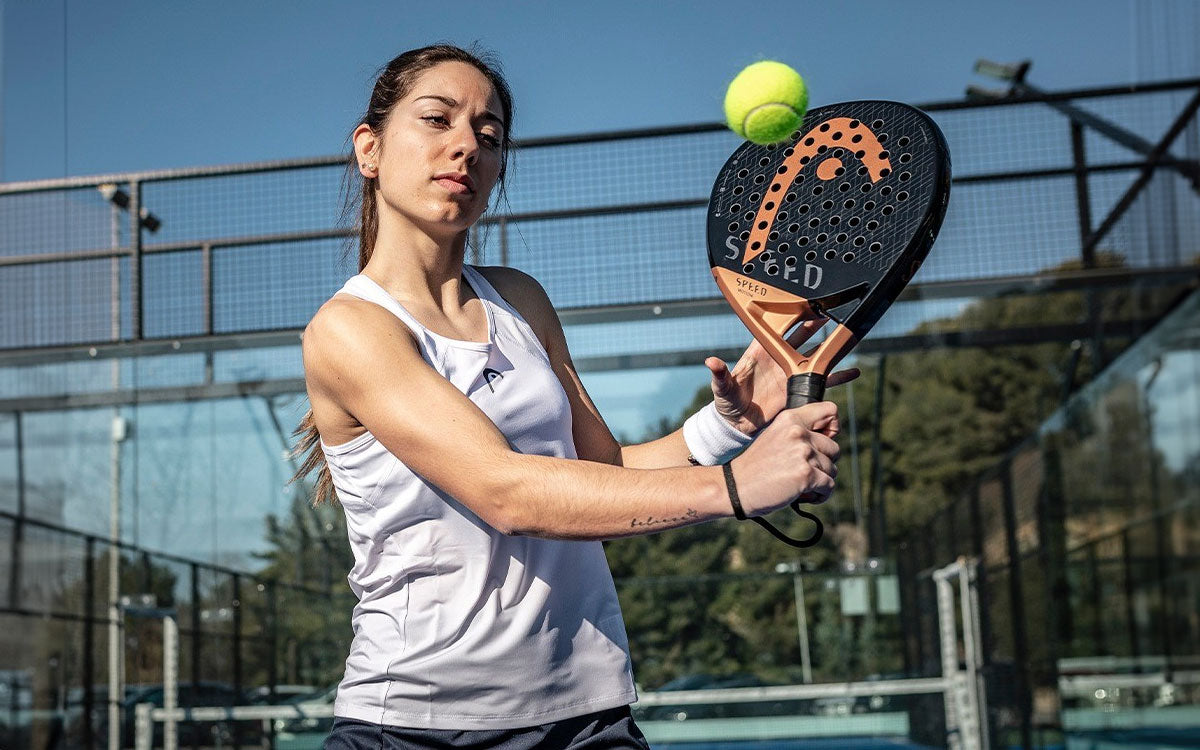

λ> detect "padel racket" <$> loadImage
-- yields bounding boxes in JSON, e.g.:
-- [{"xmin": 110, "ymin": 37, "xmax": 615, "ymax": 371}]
[{"xmin": 708, "ymin": 101, "xmax": 951, "ymax": 547}]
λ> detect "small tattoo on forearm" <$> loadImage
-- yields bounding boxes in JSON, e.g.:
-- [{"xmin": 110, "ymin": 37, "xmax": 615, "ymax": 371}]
[{"xmin": 631, "ymin": 508, "xmax": 699, "ymax": 528}]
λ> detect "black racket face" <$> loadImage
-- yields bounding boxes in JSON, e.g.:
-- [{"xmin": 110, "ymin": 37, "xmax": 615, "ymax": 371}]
[{"xmin": 707, "ymin": 101, "xmax": 951, "ymax": 337}]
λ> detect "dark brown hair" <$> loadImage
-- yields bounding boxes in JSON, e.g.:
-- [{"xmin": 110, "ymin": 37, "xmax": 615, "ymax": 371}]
[{"xmin": 292, "ymin": 44, "xmax": 515, "ymax": 505}]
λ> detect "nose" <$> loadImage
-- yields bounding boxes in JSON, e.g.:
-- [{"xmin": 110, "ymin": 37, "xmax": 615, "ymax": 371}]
[{"xmin": 450, "ymin": 124, "xmax": 480, "ymax": 166}]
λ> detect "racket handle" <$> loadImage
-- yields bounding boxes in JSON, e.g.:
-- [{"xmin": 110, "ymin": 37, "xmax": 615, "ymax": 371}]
[{"xmin": 787, "ymin": 373, "xmax": 826, "ymax": 408}]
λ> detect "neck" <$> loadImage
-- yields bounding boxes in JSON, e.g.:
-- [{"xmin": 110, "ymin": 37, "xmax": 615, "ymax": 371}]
[{"xmin": 361, "ymin": 211, "xmax": 472, "ymax": 308}]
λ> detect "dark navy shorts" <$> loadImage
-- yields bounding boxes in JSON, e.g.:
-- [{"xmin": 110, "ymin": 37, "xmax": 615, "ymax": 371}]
[{"xmin": 323, "ymin": 706, "xmax": 650, "ymax": 750}]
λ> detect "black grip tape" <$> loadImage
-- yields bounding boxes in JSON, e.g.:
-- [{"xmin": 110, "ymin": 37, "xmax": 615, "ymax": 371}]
[{"xmin": 787, "ymin": 373, "xmax": 826, "ymax": 408}]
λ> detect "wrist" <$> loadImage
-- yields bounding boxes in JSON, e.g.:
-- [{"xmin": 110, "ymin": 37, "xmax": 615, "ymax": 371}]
[{"xmin": 683, "ymin": 402, "xmax": 754, "ymax": 466}]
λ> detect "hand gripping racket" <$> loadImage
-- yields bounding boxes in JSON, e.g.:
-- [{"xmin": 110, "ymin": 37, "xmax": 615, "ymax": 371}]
[{"xmin": 707, "ymin": 101, "xmax": 951, "ymax": 547}]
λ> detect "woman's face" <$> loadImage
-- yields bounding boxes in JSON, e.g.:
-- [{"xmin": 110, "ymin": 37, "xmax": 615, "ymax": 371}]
[{"xmin": 361, "ymin": 61, "xmax": 506, "ymax": 239}]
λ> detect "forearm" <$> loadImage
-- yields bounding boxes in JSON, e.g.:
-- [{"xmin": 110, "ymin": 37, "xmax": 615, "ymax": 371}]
[
  {"xmin": 463, "ymin": 452, "xmax": 732, "ymax": 541},
  {"xmin": 616, "ymin": 428, "xmax": 692, "ymax": 469}
]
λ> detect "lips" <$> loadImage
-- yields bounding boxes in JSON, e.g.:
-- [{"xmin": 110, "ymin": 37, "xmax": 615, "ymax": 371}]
[{"xmin": 433, "ymin": 172, "xmax": 475, "ymax": 195}]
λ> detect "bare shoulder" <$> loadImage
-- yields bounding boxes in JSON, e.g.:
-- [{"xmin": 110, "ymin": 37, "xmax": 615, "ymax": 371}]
[
  {"xmin": 474, "ymin": 265, "xmax": 561, "ymax": 338},
  {"xmin": 303, "ymin": 294, "xmax": 420, "ymax": 382}
]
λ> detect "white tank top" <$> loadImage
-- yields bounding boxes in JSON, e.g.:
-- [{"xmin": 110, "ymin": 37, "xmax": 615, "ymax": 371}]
[{"xmin": 321, "ymin": 266, "xmax": 636, "ymax": 730}]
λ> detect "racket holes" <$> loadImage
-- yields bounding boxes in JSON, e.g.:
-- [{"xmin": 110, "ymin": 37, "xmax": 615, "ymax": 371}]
[
  {"xmin": 855, "ymin": 149, "xmax": 866, "ymax": 159},
  {"xmin": 819, "ymin": 122, "xmax": 831, "ymax": 132},
  {"xmin": 777, "ymin": 165, "xmax": 789, "ymax": 174},
  {"xmin": 744, "ymin": 212, "xmax": 754, "ymax": 221},
  {"xmin": 777, "ymin": 211, "xmax": 789, "ymax": 221},
  {"xmin": 880, "ymin": 168, "xmax": 892, "ymax": 178},
  {"xmin": 789, "ymin": 223, "xmax": 801, "ymax": 233},
  {"xmin": 882, "ymin": 205, "xmax": 894, "ymax": 216},
  {"xmin": 794, "ymin": 172, "xmax": 805, "ymax": 181},
  {"xmin": 899, "ymin": 153, "xmax": 911, "ymax": 164},
  {"xmin": 769, "ymin": 231, "xmax": 780, "ymax": 240},
  {"xmin": 858, "ymin": 166, "xmax": 869, "ymax": 176},
  {"xmin": 754, "ymin": 175, "xmax": 766, "ymax": 184},
  {"xmin": 860, "ymin": 184, "xmax": 872, "ymax": 193},
  {"xmin": 766, "ymin": 264, "xmax": 779, "ymax": 275},
  {"xmin": 836, "ymin": 233, "xmax": 848, "ymax": 243},
  {"xmin": 851, "ymin": 133, "xmax": 863, "ymax": 143},
  {"xmin": 897, "ymin": 191, "xmax": 909, "ymax": 201},
  {"xmin": 817, "ymin": 144, "xmax": 828, "ymax": 154},
  {"xmin": 749, "ymin": 193, "xmax": 760, "ymax": 203},
  {"xmin": 822, "ymin": 200, "xmax": 834, "ymax": 210},
  {"xmin": 758, "ymin": 221, "xmax": 768, "ymax": 230},
  {"xmin": 866, "ymin": 219, "xmax": 879, "ymax": 230},
  {"xmin": 828, "ymin": 215, "xmax": 840, "ymax": 225},
  {"xmin": 843, "ymin": 252, "xmax": 856, "ymax": 262},
  {"xmin": 728, "ymin": 222, "xmax": 739, "ymax": 232},
  {"xmin": 780, "ymin": 243, "xmax": 791, "ymax": 253},
  {"xmin": 770, "ymin": 183, "xmax": 781, "ymax": 192},
  {"xmin": 849, "ymin": 119, "xmax": 860, "ymax": 128},
  {"xmin": 812, "ymin": 185, "xmax": 824, "ymax": 195},
  {"xmin": 733, "ymin": 186, "xmax": 744, "ymax": 195},
  {"xmin": 738, "ymin": 168, "xmax": 749, "ymax": 178},
  {"xmin": 783, "ymin": 147, "xmax": 795, "ymax": 157},
  {"xmin": 765, "ymin": 201, "xmax": 775, "ymax": 210},
  {"xmin": 809, "ymin": 218, "xmax": 821, "ymax": 228},
  {"xmin": 899, "ymin": 171, "xmax": 911, "ymax": 181},
  {"xmin": 869, "ymin": 241, "xmax": 882, "ymax": 253},
  {"xmin": 844, "ymin": 199, "xmax": 856, "ymax": 209},
  {"xmin": 796, "ymin": 204, "xmax": 809, "ymax": 214},
  {"xmin": 878, "ymin": 133, "xmax": 889, "ymax": 143},
  {"xmin": 824, "ymin": 249, "xmax": 837, "ymax": 260},
  {"xmin": 800, "ymin": 156, "xmax": 811, "ymax": 165},
  {"xmin": 731, "ymin": 203, "xmax": 741, "ymax": 213},
  {"xmin": 881, "ymin": 186, "xmax": 893, "ymax": 197},
  {"xmin": 784, "ymin": 254, "xmax": 796, "ymax": 265},
  {"xmin": 897, "ymin": 136, "xmax": 910, "ymax": 147},
  {"xmin": 740, "ymin": 231, "xmax": 751, "ymax": 240},
  {"xmin": 786, "ymin": 192, "xmax": 797, "ymax": 202},
  {"xmin": 804, "ymin": 137, "xmax": 815, "ymax": 146},
  {"xmin": 854, "ymin": 236, "xmax": 866, "ymax": 247},
  {"xmin": 798, "ymin": 236, "xmax": 810, "ymax": 246},
  {"xmin": 848, "ymin": 216, "xmax": 861, "ymax": 227},
  {"xmin": 759, "ymin": 157, "xmax": 770, "ymax": 166},
  {"xmin": 839, "ymin": 183, "xmax": 852, "ymax": 192},
  {"xmin": 816, "ymin": 233, "xmax": 829, "ymax": 243},
  {"xmin": 805, "ymin": 251, "xmax": 818, "ymax": 261},
  {"xmin": 872, "ymin": 119, "xmax": 884, "ymax": 128},
  {"xmin": 760, "ymin": 251, "xmax": 774, "ymax": 261},
  {"xmin": 834, "ymin": 166, "xmax": 845, "ymax": 176},
  {"xmin": 743, "ymin": 263, "xmax": 755, "ymax": 273},
  {"xmin": 879, "ymin": 150, "xmax": 890, "ymax": 159},
  {"xmin": 831, "ymin": 131, "xmax": 843, "ymax": 141},
  {"xmin": 791, "ymin": 130, "xmax": 802, "ymax": 140}
]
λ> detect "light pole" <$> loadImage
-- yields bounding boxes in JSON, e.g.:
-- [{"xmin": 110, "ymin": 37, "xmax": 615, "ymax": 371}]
[
  {"xmin": 97, "ymin": 184, "xmax": 160, "ymax": 750},
  {"xmin": 776, "ymin": 561, "xmax": 813, "ymax": 683}
]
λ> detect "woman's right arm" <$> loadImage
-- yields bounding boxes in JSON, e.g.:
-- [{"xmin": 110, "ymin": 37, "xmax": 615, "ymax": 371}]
[{"xmin": 303, "ymin": 297, "xmax": 840, "ymax": 541}]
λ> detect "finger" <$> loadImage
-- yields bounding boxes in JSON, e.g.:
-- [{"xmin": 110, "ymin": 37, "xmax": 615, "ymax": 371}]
[
  {"xmin": 800, "ymin": 469, "xmax": 836, "ymax": 502},
  {"xmin": 784, "ymin": 317, "xmax": 827, "ymax": 347},
  {"xmin": 826, "ymin": 368, "xmax": 861, "ymax": 388},
  {"xmin": 793, "ymin": 401, "xmax": 838, "ymax": 430},
  {"xmin": 705, "ymin": 357, "xmax": 734, "ymax": 396},
  {"xmin": 810, "ymin": 432, "xmax": 841, "ymax": 463}
]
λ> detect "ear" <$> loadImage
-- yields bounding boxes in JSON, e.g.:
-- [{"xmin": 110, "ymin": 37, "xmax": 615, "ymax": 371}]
[{"xmin": 353, "ymin": 124, "xmax": 380, "ymax": 178}]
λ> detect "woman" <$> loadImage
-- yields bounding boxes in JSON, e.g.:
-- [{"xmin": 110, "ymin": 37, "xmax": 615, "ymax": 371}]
[{"xmin": 297, "ymin": 44, "xmax": 849, "ymax": 749}]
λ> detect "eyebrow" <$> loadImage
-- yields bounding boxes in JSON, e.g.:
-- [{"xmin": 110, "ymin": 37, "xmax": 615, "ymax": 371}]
[{"xmin": 414, "ymin": 95, "xmax": 505, "ymax": 128}]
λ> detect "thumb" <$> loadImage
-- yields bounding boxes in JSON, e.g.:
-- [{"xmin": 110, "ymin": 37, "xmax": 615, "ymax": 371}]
[
  {"xmin": 706, "ymin": 357, "xmax": 733, "ymax": 397},
  {"xmin": 793, "ymin": 401, "xmax": 838, "ymax": 431}
]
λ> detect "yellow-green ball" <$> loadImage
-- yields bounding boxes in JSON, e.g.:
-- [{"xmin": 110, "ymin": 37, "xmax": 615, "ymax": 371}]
[{"xmin": 724, "ymin": 61, "xmax": 808, "ymax": 145}]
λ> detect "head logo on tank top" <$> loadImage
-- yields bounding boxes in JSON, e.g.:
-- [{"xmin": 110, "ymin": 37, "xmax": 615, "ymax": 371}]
[{"xmin": 481, "ymin": 368, "xmax": 504, "ymax": 392}]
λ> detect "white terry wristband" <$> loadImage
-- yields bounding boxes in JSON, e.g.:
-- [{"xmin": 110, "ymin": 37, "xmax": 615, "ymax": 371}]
[{"xmin": 683, "ymin": 402, "xmax": 753, "ymax": 466}]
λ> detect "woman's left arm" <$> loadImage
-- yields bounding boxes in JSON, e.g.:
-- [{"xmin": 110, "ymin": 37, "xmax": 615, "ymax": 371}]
[{"xmin": 483, "ymin": 267, "xmax": 856, "ymax": 469}]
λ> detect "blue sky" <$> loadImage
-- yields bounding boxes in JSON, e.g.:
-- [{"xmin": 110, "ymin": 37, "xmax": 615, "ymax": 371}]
[{"xmin": 1, "ymin": 0, "xmax": 1176, "ymax": 181}]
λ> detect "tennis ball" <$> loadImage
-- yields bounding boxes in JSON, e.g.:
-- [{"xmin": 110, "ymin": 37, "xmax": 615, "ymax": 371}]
[{"xmin": 724, "ymin": 61, "xmax": 808, "ymax": 145}]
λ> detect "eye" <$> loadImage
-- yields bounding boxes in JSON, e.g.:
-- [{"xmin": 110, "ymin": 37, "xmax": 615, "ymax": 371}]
[
  {"xmin": 478, "ymin": 131, "xmax": 502, "ymax": 149},
  {"xmin": 421, "ymin": 114, "xmax": 450, "ymax": 127}
]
